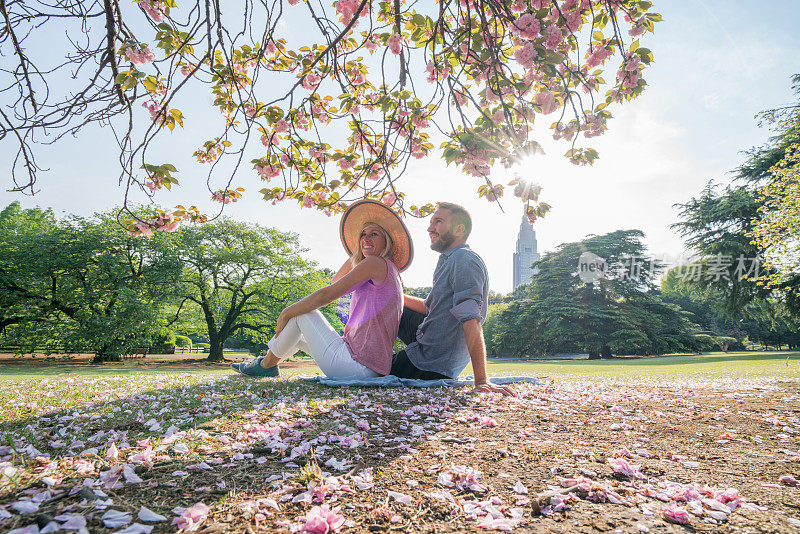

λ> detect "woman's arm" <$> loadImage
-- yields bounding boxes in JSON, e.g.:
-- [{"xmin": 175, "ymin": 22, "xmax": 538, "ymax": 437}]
[
  {"xmin": 331, "ymin": 259, "xmax": 352, "ymax": 283},
  {"xmin": 276, "ymin": 256, "xmax": 388, "ymax": 334}
]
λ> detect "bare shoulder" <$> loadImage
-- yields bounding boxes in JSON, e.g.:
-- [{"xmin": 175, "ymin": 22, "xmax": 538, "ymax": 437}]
[
  {"xmin": 358, "ymin": 255, "xmax": 386, "ymax": 269},
  {"xmin": 358, "ymin": 255, "xmax": 388, "ymax": 283}
]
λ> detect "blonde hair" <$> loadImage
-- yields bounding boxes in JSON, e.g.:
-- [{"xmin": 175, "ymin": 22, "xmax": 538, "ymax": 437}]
[{"xmin": 350, "ymin": 222, "xmax": 393, "ymax": 268}]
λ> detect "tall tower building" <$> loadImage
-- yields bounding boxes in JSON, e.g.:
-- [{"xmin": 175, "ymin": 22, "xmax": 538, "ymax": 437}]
[{"xmin": 513, "ymin": 217, "xmax": 540, "ymax": 289}]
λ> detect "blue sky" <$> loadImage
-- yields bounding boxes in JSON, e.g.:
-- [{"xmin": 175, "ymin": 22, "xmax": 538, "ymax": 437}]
[{"xmin": 3, "ymin": 0, "xmax": 799, "ymax": 293}]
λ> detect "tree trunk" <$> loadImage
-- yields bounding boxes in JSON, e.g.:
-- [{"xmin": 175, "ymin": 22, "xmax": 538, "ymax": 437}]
[
  {"xmin": 587, "ymin": 351, "xmax": 600, "ymax": 360},
  {"xmin": 207, "ymin": 338, "xmax": 225, "ymax": 362},
  {"xmin": 601, "ymin": 345, "xmax": 613, "ymax": 359}
]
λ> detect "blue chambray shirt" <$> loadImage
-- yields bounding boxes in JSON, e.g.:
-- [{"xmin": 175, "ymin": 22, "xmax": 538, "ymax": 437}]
[{"xmin": 405, "ymin": 244, "xmax": 489, "ymax": 378}]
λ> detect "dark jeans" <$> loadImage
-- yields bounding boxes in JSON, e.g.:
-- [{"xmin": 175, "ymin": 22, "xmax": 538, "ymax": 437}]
[{"xmin": 390, "ymin": 308, "xmax": 449, "ymax": 380}]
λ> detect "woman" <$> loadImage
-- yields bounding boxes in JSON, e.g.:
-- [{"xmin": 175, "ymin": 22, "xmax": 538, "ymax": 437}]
[{"xmin": 233, "ymin": 199, "xmax": 413, "ymax": 378}]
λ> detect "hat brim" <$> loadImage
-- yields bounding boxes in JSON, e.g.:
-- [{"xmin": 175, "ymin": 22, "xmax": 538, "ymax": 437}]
[{"xmin": 340, "ymin": 200, "xmax": 414, "ymax": 272}]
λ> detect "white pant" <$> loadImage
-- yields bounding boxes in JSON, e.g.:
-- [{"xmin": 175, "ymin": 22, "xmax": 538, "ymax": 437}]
[{"xmin": 267, "ymin": 310, "xmax": 379, "ymax": 379}]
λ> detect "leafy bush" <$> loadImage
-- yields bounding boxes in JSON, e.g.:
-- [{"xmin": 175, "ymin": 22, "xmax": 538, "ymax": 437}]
[
  {"xmin": 174, "ymin": 335, "xmax": 192, "ymax": 347},
  {"xmin": 150, "ymin": 328, "xmax": 176, "ymax": 354},
  {"xmin": 692, "ymin": 334, "xmax": 716, "ymax": 353},
  {"xmin": 197, "ymin": 343, "xmax": 210, "ymax": 350},
  {"xmin": 729, "ymin": 339, "xmax": 747, "ymax": 351},
  {"xmin": 714, "ymin": 336, "xmax": 738, "ymax": 352}
]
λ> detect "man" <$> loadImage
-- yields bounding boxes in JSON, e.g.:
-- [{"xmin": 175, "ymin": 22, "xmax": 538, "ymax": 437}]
[{"xmin": 390, "ymin": 202, "xmax": 516, "ymax": 396}]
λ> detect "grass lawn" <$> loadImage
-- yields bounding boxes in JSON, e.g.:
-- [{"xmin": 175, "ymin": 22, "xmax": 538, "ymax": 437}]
[
  {"xmin": 478, "ymin": 350, "xmax": 800, "ymax": 378},
  {"xmin": 1, "ymin": 350, "xmax": 799, "ymax": 532},
  {"xmin": 2, "ymin": 350, "xmax": 798, "ymax": 382}
]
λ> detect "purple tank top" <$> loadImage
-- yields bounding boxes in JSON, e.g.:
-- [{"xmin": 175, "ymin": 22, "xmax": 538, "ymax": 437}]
[{"xmin": 343, "ymin": 257, "xmax": 402, "ymax": 375}]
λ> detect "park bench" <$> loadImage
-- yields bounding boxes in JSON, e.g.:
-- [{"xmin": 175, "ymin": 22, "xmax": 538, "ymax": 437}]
[{"xmin": 123, "ymin": 347, "xmax": 149, "ymax": 360}]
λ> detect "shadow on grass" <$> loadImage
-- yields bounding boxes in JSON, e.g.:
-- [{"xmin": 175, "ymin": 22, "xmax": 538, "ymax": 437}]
[{"xmin": 0, "ymin": 372, "xmax": 470, "ymax": 532}]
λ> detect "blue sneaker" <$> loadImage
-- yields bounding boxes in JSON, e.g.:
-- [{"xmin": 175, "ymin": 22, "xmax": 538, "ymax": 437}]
[
  {"xmin": 230, "ymin": 357, "xmax": 257, "ymax": 373},
  {"xmin": 234, "ymin": 357, "xmax": 280, "ymax": 378}
]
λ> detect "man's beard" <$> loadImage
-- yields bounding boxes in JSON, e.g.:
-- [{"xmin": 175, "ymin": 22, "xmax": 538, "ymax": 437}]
[{"xmin": 430, "ymin": 230, "xmax": 456, "ymax": 252}]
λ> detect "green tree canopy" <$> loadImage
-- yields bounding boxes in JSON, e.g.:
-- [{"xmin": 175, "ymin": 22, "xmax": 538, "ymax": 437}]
[
  {"xmin": 748, "ymin": 74, "xmax": 800, "ymax": 288},
  {"xmin": 169, "ymin": 219, "xmax": 313, "ymax": 361},
  {"xmin": 0, "ymin": 203, "xmax": 182, "ymax": 361},
  {"xmin": 493, "ymin": 230, "xmax": 699, "ymax": 358},
  {"xmin": 672, "ymin": 183, "xmax": 768, "ymax": 316}
]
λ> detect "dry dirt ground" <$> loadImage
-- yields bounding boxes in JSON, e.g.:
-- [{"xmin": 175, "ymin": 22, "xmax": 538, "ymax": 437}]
[{"xmin": 1, "ymin": 364, "xmax": 799, "ymax": 533}]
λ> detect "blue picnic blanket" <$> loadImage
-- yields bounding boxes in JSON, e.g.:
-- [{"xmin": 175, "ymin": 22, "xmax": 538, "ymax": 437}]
[{"xmin": 302, "ymin": 375, "xmax": 541, "ymax": 388}]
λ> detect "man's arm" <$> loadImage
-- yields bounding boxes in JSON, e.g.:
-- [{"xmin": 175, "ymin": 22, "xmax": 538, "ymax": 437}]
[
  {"xmin": 463, "ymin": 318, "xmax": 516, "ymax": 397},
  {"xmin": 403, "ymin": 294, "xmax": 427, "ymax": 315}
]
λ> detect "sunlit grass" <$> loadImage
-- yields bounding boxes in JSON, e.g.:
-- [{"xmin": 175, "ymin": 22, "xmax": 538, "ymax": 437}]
[{"xmin": 476, "ymin": 350, "xmax": 800, "ymax": 379}]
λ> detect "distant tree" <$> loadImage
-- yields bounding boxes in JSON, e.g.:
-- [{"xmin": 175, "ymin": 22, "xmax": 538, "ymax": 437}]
[
  {"xmin": 661, "ymin": 267, "xmax": 799, "ymax": 350},
  {"xmin": 748, "ymin": 74, "xmax": 800, "ymax": 286},
  {"xmin": 403, "ymin": 286, "xmax": 432, "ymax": 299},
  {"xmin": 0, "ymin": 203, "xmax": 181, "ymax": 361},
  {"xmin": 660, "ymin": 268, "xmax": 745, "ymax": 338},
  {"xmin": 170, "ymin": 219, "xmax": 312, "ymax": 361},
  {"xmin": 488, "ymin": 290, "xmax": 507, "ymax": 305},
  {"xmin": 493, "ymin": 230, "xmax": 699, "ymax": 358},
  {"xmin": 0, "ymin": 203, "xmax": 59, "ymax": 336},
  {"xmin": 482, "ymin": 302, "xmax": 510, "ymax": 356},
  {"xmin": 228, "ymin": 270, "xmax": 345, "ymax": 355},
  {"xmin": 672, "ymin": 183, "xmax": 768, "ymax": 316},
  {"xmin": 673, "ymin": 76, "xmax": 800, "ymax": 319}
]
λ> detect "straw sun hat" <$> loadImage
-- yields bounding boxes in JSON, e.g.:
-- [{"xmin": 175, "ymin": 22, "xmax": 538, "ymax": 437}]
[{"xmin": 339, "ymin": 199, "xmax": 413, "ymax": 272}]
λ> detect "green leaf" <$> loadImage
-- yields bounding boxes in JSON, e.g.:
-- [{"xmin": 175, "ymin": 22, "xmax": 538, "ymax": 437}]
[{"xmin": 142, "ymin": 76, "xmax": 158, "ymax": 93}]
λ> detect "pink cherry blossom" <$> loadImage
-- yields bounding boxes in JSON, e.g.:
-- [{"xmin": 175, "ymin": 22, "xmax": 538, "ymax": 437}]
[
  {"xmin": 302, "ymin": 73, "xmax": 321, "ymax": 90},
  {"xmin": 171, "ymin": 503, "xmax": 209, "ymax": 532},
  {"xmin": 511, "ymin": 13, "xmax": 540, "ymax": 40},
  {"xmin": 535, "ymin": 90, "xmax": 557, "ymax": 114},
  {"xmin": 662, "ymin": 505, "xmax": 689, "ymax": 525},
  {"xmin": 356, "ymin": 419, "xmax": 370, "ymax": 430},
  {"xmin": 514, "ymin": 43, "xmax": 538, "ymax": 69},
  {"xmin": 140, "ymin": 0, "xmax": 166, "ymax": 22},
  {"xmin": 586, "ymin": 46, "xmax": 613, "ymax": 68},
  {"xmin": 125, "ymin": 45, "xmax": 156, "ymax": 65},
  {"xmin": 388, "ymin": 33, "xmax": 403, "ymax": 55},
  {"xmin": 338, "ymin": 157, "xmax": 357, "ymax": 170},
  {"xmin": 261, "ymin": 133, "xmax": 280, "ymax": 147},
  {"xmin": 364, "ymin": 35, "xmax": 378, "ymax": 51},
  {"xmin": 544, "ymin": 24, "xmax": 562, "ymax": 50},
  {"xmin": 256, "ymin": 163, "xmax": 281, "ymax": 179},
  {"xmin": 300, "ymin": 505, "xmax": 345, "ymax": 534},
  {"xmin": 336, "ymin": 0, "xmax": 369, "ymax": 25},
  {"xmin": 607, "ymin": 457, "xmax": 644, "ymax": 479}
]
